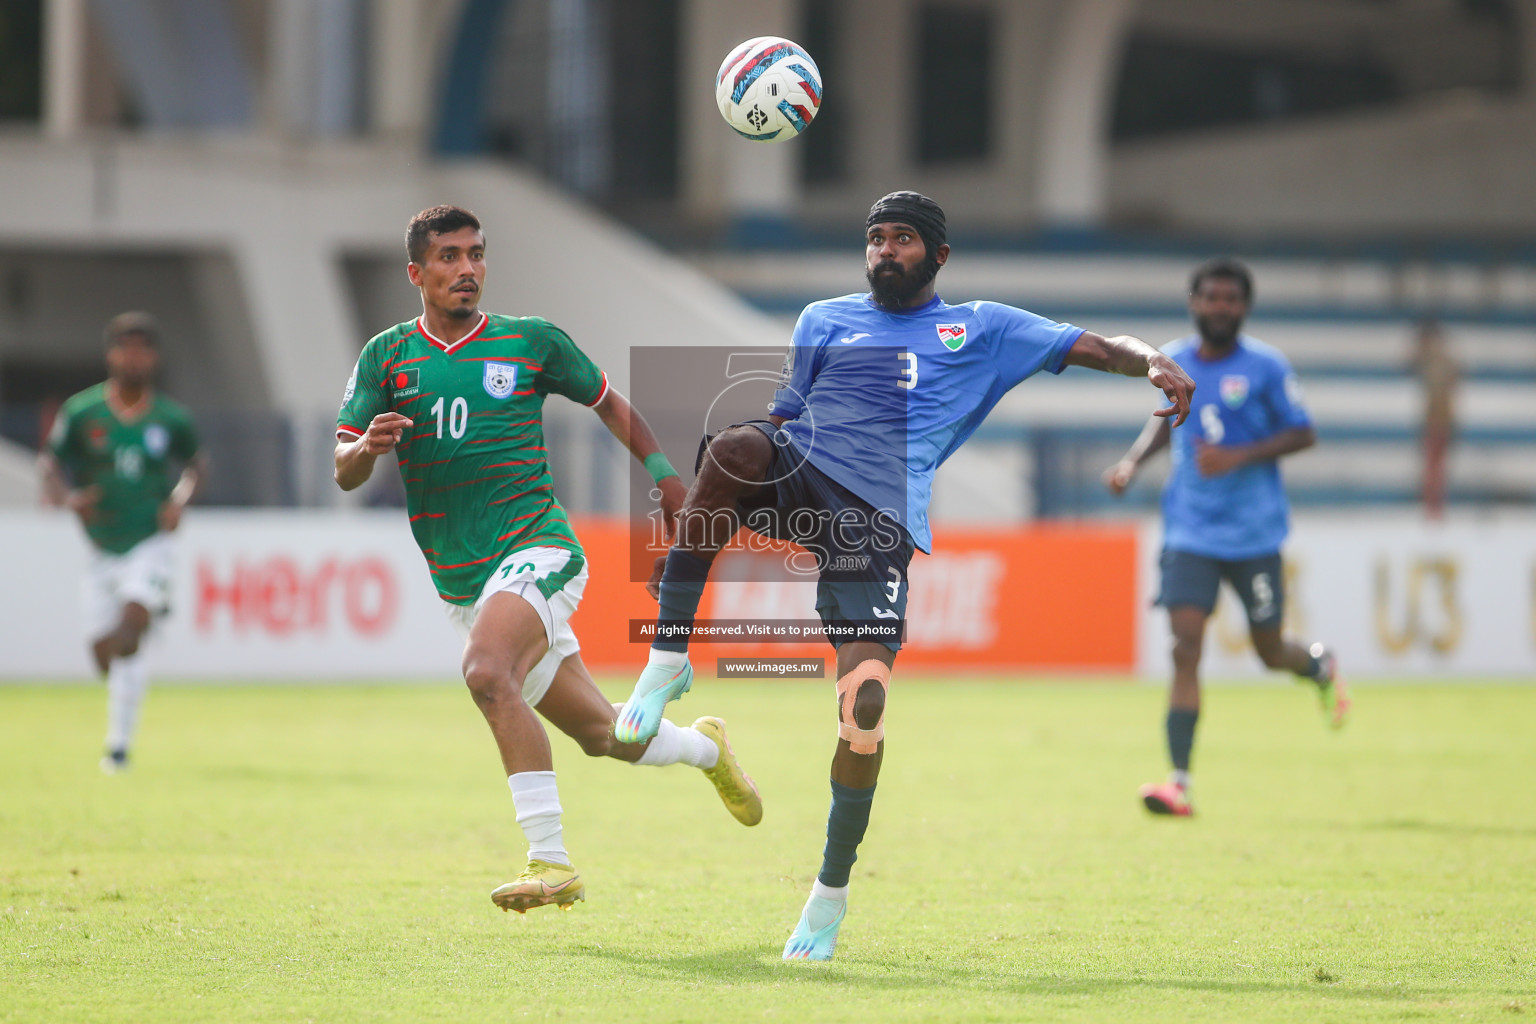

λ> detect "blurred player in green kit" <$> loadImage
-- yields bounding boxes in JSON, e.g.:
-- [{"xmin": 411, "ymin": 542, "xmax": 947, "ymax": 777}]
[
  {"xmin": 39, "ymin": 313, "xmax": 204, "ymax": 774},
  {"xmin": 333, "ymin": 206, "xmax": 761, "ymax": 915}
]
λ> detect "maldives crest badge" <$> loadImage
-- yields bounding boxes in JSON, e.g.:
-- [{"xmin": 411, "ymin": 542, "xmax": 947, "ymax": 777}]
[
  {"xmin": 1220, "ymin": 374, "xmax": 1250, "ymax": 408},
  {"xmin": 483, "ymin": 362, "xmax": 518, "ymax": 399},
  {"xmin": 936, "ymin": 323, "xmax": 968, "ymax": 351}
]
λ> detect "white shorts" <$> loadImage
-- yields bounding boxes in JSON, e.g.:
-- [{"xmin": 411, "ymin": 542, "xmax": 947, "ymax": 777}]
[
  {"xmin": 443, "ymin": 546, "xmax": 588, "ymax": 707},
  {"xmin": 83, "ymin": 533, "xmax": 175, "ymax": 642}
]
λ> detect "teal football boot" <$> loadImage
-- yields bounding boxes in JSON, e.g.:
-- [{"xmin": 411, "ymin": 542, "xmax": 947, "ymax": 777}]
[
  {"xmin": 613, "ymin": 659, "xmax": 693, "ymax": 744},
  {"xmin": 782, "ymin": 893, "xmax": 847, "ymax": 962}
]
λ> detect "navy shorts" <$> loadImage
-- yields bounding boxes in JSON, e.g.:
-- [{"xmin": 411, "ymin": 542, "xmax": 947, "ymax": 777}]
[
  {"xmin": 1157, "ymin": 548, "xmax": 1285, "ymax": 630},
  {"xmin": 715, "ymin": 421, "xmax": 914, "ymax": 652}
]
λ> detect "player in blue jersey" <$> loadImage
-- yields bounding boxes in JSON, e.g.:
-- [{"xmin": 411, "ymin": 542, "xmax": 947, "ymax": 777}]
[
  {"xmin": 612, "ymin": 191, "xmax": 1196, "ymax": 960},
  {"xmin": 1103, "ymin": 258, "xmax": 1350, "ymax": 819}
]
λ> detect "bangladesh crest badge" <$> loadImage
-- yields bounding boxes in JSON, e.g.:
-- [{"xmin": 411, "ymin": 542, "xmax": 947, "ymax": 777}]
[
  {"xmin": 483, "ymin": 362, "xmax": 518, "ymax": 399},
  {"xmin": 143, "ymin": 423, "xmax": 170, "ymax": 458}
]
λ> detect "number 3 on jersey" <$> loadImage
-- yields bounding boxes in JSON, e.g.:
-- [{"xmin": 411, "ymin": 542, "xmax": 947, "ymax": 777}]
[
  {"xmin": 432, "ymin": 396, "xmax": 469, "ymax": 439},
  {"xmin": 898, "ymin": 352, "xmax": 918, "ymax": 390}
]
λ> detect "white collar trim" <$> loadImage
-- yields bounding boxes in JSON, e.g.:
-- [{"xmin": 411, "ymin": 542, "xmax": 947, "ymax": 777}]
[{"xmin": 419, "ymin": 312, "xmax": 488, "ymax": 353}]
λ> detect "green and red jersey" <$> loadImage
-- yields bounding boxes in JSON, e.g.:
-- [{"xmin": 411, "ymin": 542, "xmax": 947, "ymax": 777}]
[
  {"xmin": 337, "ymin": 312, "xmax": 608, "ymax": 604},
  {"xmin": 48, "ymin": 383, "xmax": 200, "ymax": 554}
]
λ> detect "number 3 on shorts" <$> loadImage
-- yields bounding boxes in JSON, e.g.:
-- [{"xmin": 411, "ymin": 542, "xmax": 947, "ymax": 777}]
[{"xmin": 884, "ymin": 566, "xmax": 901, "ymax": 603}]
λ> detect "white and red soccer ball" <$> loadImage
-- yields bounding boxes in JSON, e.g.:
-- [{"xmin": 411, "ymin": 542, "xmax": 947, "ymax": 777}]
[{"xmin": 715, "ymin": 36, "xmax": 822, "ymax": 142}]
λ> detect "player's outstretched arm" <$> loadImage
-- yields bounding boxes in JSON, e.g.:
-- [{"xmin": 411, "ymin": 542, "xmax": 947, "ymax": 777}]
[
  {"xmin": 1064, "ymin": 332, "xmax": 1195, "ymax": 426},
  {"xmin": 591, "ymin": 388, "xmax": 688, "ymax": 536},
  {"xmin": 1103, "ymin": 415, "xmax": 1172, "ymax": 496},
  {"xmin": 334, "ymin": 412, "xmax": 412, "ymax": 491}
]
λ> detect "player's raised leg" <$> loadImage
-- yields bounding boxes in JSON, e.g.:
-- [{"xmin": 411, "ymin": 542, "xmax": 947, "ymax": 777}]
[
  {"xmin": 463, "ymin": 592, "xmax": 584, "ymax": 913},
  {"xmin": 1251, "ymin": 628, "xmax": 1348, "ymax": 728},
  {"xmin": 784, "ymin": 641, "xmax": 892, "ymax": 961},
  {"xmin": 535, "ymin": 654, "xmax": 762, "ymax": 825},
  {"xmin": 615, "ymin": 426, "xmax": 776, "ymax": 744},
  {"xmin": 1232, "ymin": 553, "xmax": 1349, "ymax": 729},
  {"xmin": 92, "ymin": 600, "xmax": 150, "ymax": 676}
]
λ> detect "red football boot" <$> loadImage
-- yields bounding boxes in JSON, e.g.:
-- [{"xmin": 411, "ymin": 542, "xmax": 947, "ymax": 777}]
[{"xmin": 1139, "ymin": 781, "xmax": 1193, "ymax": 817}]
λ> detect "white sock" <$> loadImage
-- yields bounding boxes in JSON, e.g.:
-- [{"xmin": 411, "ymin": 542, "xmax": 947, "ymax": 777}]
[
  {"xmin": 632, "ymin": 719, "xmax": 719, "ymax": 769},
  {"xmin": 811, "ymin": 879, "xmax": 848, "ymax": 903},
  {"xmin": 105, "ymin": 653, "xmax": 148, "ymax": 754},
  {"xmin": 679, "ymin": 724, "xmax": 719, "ymax": 769},
  {"xmin": 1171, "ymin": 769, "xmax": 1191, "ymax": 792},
  {"xmin": 646, "ymin": 647, "xmax": 688, "ymax": 670},
  {"xmin": 805, "ymin": 880, "xmax": 848, "ymax": 930},
  {"xmin": 507, "ymin": 771, "xmax": 569, "ymax": 866}
]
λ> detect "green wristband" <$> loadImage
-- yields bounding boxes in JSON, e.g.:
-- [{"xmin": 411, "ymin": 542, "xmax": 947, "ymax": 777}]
[{"xmin": 644, "ymin": 452, "xmax": 679, "ymax": 485}]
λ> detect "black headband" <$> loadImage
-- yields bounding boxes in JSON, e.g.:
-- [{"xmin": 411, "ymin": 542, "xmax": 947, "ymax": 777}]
[{"xmin": 866, "ymin": 191, "xmax": 947, "ymax": 251}]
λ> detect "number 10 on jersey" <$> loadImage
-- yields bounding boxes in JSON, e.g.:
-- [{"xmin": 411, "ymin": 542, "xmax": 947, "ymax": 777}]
[{"xmin": 432, "ymin": 396, "xmax": 469, "ymax": 439}]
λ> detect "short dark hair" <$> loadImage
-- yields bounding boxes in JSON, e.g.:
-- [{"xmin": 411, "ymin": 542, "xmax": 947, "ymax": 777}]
[
  {"xmin": 104, "ymin": 311, "xmax": 159, "ymax": 348},
  {"xmin": 406, "ymin": 205, "xmax": 483, "ymax": 264},
  {"xmin": 1189, "ymin": 257, "xmax": 1254, "ymax": 302}
]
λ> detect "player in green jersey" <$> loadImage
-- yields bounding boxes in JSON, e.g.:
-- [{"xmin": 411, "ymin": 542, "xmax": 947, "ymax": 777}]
[
  {"xmin": 39, "ymin": 312, "xmax": 204, "ymax": 774},
  {"xmin": 334, "ymin": 206, "xmax": 762, "ymax": 914}
]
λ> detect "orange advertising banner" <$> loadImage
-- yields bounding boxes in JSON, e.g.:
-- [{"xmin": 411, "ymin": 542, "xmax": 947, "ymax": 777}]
[{"xmin": 568, "ymin": 519, "xmax": 1138, "ymax": 674}]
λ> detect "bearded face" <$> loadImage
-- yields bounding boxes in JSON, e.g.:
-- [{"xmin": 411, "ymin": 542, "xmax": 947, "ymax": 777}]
[{"xmin": 866, "ymin": 250, "xmax": 940, "ymax": 310}]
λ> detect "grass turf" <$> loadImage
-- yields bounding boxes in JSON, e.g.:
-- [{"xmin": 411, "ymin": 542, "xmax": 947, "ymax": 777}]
[{"xmin": 1, "ymin": 678, "xmax": 1533, "ymax": 1023}]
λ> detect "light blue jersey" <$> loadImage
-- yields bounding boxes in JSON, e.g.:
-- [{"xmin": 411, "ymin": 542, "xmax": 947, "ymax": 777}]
[
  {"xmin": 770, "ymin": 293, "xmax": 1083, "ymax": 552},
  {"xmin": 1161, "ymin": 335, "xmax": 1313, "ymax": 560}
]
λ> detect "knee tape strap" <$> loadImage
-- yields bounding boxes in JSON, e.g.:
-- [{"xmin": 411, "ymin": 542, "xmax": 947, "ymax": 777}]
[{"xmin": 836, "ymin": 660, "xmax": 891, "ymax": 755}]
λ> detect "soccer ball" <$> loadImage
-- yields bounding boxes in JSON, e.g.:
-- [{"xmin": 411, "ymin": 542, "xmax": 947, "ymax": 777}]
[{"xmin": 714, "ymin": 36, "xmax": 822, "ymax": 142}]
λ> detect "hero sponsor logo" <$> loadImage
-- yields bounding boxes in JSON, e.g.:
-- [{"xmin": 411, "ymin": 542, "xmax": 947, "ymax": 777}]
[{"xmin": 195, "ymin": 554, "xmax": 398, "ymax": 636}]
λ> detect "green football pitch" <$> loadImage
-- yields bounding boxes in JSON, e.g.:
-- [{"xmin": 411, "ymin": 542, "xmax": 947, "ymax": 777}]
[{"xmin": 2, "ymin": 679, "xmax": 1533, "ymax": 1023}]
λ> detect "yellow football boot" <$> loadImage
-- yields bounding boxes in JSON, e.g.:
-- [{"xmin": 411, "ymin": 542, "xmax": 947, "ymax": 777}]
[
  {"xmin": 491, "ymin": 859, "xmax": 585, "ymax": 914},
  {"xmin": 692, "ymin": 716, "xmax": 763, "ymax": 826}
]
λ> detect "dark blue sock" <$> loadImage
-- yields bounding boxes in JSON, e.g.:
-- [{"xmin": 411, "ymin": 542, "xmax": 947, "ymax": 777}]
[
  {"xmin": 1166, "ymin": 707, "xmax": 1199, "ymax": 772},
  {"xmin": 817, "ymin": 779, "xmax": 876, "ymax": 887},
  {"xmin": 652, "ymin": 548, "xmax": 712, "ymax": 653}
]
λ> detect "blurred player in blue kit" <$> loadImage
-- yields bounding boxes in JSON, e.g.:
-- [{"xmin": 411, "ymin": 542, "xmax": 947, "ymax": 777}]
[
  {"xmin": 1104, "ymin": 258, "xmax": 1350, "ymax": 819},
  {"xmin": 613, "ymin": 191, "xmax": 1196, "ymax": 960}
]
